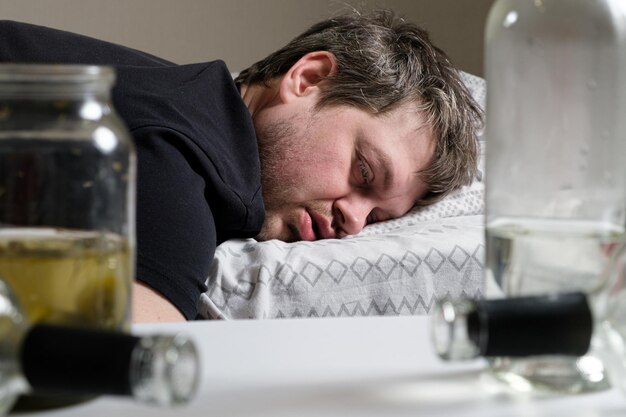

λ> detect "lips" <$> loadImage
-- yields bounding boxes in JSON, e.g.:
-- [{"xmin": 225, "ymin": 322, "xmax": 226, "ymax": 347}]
[
  {"xmin": 299, "ymin": 209, "xmax": 316, "ymax": 241},
  {"xmin": 298, "ymin": 208, "xmax": 335, "ymax": 241}
]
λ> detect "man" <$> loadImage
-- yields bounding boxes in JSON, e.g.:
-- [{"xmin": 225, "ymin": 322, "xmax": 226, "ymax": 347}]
[{"xmin": 0, "ymin": 10, "xmax": 482, "ymax": 322}]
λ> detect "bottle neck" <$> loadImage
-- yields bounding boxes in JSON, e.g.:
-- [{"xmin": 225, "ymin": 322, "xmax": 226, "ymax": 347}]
[
  {"xmin": 433, "ymin": 292, "xmax": 594, "ymax": 360},
  {"xmin": 0, "ymin": 64, "xmax": 115, "ymax": 100},
  {"xmin": 432, "ymin": 298, "xmax": 482, "ymax": 360},
  {"xmin": 129, "ymin": 335, "xmax": 200, "ymax": 406},
  {"xmin": 20, "ymin": 325, "xmax": 199, "ymax": 406},
  {"xmin": 0, "ymin": 85, "xmax": 112, "ymax": 101},
  {"xmin": 0, "ymin": 64, "xmax": 115, "ymax": 115}
]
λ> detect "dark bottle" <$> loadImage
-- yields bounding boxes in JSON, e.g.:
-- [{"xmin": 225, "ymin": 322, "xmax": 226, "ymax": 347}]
[
  {"xmin": 0, "ymin": 279, "xmax": 200, "ymax": 415},
  {"xmin": 432, "ymin": 291, "xmax": 626, "ymax": 395}
]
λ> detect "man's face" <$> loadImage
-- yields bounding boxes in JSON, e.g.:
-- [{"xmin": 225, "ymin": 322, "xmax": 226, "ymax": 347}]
[{"xmin": 253, "ymin": 95, "xmax": 435, "ymax": 242}]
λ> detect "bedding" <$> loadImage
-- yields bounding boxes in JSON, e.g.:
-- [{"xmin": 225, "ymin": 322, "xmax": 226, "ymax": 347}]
[{"xmin": 198, "ymin": 71, "xmax": 487, "ymax": 320}]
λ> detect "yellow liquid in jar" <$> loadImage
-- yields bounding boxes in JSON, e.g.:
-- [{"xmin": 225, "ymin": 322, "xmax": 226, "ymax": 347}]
[{"xmin": 0, "ymin": 228, "xmax": 131, "ymax": 330}]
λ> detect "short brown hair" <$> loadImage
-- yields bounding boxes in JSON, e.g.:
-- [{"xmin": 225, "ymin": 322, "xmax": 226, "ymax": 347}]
[{"xmin": 236, "ymin": 9, "xmax": 483, "ymax": 205}]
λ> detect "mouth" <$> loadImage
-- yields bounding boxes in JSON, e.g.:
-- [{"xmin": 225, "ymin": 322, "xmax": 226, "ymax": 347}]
[
  {"xmin": 298, "ymin": 208, "xmax": 335, "ymax": 241},
  {"xmin": 298, "ymin": 209, "xmax": 316, "ymax": 241}
]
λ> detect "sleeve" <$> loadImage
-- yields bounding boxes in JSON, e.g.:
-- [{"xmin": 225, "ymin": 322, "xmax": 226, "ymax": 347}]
[{"xmin": 133, "ymin": 126, "xmax": 215, "ymax": 320}]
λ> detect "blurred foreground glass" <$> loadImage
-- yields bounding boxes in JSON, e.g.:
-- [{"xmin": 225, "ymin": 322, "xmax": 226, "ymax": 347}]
[
  {"xmin": 484, "ymin": 0, "xmax": 626, "ymax": 393},
  {"xmin": 0, "ymin": 64, "xmax": 136, "ymax": 408},
  {"xmin": 0, "ymin": 64, "xmax": 135, "ymax": 329},
  {"xmin": 0, "ymin": 279, "xmax": 199, "ymax": 416},
  {"xmin": 433, "ymin": 241, "xmax": 626, "ymax": 395}
]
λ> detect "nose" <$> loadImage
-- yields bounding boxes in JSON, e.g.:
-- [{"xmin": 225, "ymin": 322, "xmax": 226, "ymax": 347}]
[{"xmin": 332, "ymin": 194, "xmax": 374, "ymax": 236}]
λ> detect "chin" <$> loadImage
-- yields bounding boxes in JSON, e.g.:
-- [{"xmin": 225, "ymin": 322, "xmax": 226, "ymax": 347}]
[
  {"xmin": 254, "ymin": 229, "xmax": 271, "ymax": 242},
  {"xmin": 255, "ymin": 222, "xmax": 291, "ymax": 242},
  {"xmin": 256, "ymin": 211, "xmax": 301, "ymax": 242}
]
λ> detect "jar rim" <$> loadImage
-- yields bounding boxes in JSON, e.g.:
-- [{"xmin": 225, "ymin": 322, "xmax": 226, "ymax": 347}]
[{"xmin": 0, "ymin": 64, "xmax": 115, "ymax": 84}]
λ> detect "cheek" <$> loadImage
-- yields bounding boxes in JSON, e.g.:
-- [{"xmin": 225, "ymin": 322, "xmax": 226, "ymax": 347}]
[
  {"xmin": 283, "ymin": 139, "xmax": 342, "ymax": 176},
  {"xmin": 269, "ymin": 117, "xmax": 352, "ymax": 196},
  {"xmin": 275, "ymin": 157, "xmax": 347, "ymax": 203},
  {"xmin": 284, "ymin": 159, "xmax": 336, "ymax": 188}
]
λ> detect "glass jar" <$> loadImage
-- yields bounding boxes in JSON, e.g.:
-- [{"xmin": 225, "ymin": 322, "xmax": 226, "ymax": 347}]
[
  {"xmin": 0, "ymin": 64, "xmax": 135, "ymax": 330},
  {"xmin": 484, "ymin": 0, "xmax": 626, "ymax": 394},
  {"xmin": 0, "ymin": 64, "xmax": 136, "ymax": 409}
]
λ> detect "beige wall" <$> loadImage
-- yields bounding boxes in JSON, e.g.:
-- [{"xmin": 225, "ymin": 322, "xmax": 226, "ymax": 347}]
[{"xmin": 0, "ymin": 0, "xmax": 494, "ymax": 76}]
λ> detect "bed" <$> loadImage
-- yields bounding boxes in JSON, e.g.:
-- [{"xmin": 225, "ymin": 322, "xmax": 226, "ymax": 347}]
[{"xmin": 198, "ymin": 71, "xmax": 487, "ymax": 320}]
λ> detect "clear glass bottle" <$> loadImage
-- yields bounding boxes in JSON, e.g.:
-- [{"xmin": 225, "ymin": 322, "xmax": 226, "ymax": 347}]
[
  {"xmin": 484, "ymin": 0, "xmax": 626, "ymax": 393},
  {"xmin": 0, "ymin": 278, "xmax": 199, "ymax": 416},
  {"xmin": 0, "ymin": 64, "xmax": 136, "ymax": 331}
]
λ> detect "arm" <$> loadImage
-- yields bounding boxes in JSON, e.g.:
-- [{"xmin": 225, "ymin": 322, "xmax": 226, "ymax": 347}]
[
  {"xmin": 132, "ymin": 281, "xmax": 185, "ymax": 322},
  {"xmin": 133, "ymin": 127, "xmax": 216, "ymax": 321}
]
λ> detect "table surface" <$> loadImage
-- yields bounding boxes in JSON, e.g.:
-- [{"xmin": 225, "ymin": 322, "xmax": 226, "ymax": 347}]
[{"xmin": 16, "ymin": 315, "xmax": 625, "ymax": 417}]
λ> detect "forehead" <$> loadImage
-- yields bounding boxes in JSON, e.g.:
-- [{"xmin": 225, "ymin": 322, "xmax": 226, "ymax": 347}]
[{"xmin": 321, "ymin": 101, "xmax": 432, "ymax": 142}]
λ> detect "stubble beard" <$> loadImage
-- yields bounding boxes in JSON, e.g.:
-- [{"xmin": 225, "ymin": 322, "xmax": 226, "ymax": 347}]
[
  {"xmin": 254, "ymin": 110, "xmax": 332, "ymax": 242},
  {"xmin": 254, "ymin": 115, "xmax": 301, "ymax": 241}
]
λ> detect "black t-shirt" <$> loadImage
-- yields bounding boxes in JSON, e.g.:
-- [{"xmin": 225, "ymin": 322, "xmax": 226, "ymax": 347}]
[{"xmin": 0, "ymin": 20, "xmax": 265, "ymax": 319}]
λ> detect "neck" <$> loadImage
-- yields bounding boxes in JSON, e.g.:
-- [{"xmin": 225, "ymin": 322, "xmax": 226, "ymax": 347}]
[{"xmin": 239, "ymin": 81, "xmax": 280, "ymax": 117}]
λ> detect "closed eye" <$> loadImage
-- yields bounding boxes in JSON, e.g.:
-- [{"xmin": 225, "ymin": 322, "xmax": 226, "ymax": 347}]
[{"xmin": 357, "ymin": 158, "xmax": 373, "ymax": 185}]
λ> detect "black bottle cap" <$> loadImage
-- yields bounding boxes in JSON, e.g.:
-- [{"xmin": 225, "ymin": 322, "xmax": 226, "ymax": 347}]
[
  {"xmin": 21, "ymin": 324, "xmax": 139, "ymax": 396},
  {"xmin": 468, "ymin": 292, "xmax": 593, "ymax": 357}
]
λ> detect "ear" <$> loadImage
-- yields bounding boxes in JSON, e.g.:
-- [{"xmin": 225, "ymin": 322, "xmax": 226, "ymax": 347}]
[{"xmin": 278, "ymin": 51, "xmax": 337, "ymax": 103}]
